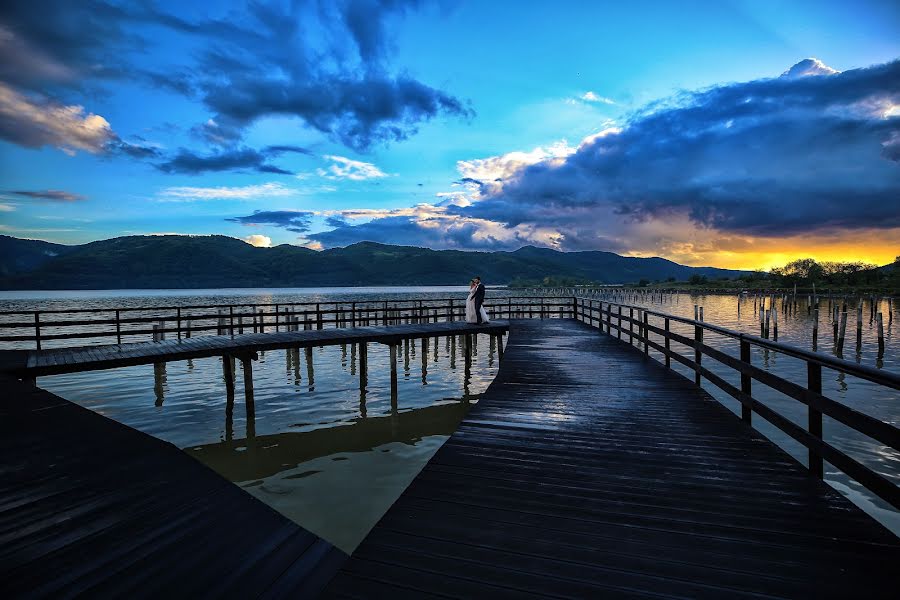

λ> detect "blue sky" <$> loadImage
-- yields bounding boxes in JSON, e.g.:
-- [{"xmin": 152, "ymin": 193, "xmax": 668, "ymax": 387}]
[{"xmin": 1, "ymin": 0, "xmax": 898, "ymax": 269}]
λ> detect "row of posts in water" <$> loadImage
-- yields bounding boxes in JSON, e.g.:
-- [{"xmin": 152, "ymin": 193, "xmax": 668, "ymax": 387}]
[{"xmin": 738, "ymin": 292, "xmax": 890, "ymax": 358}]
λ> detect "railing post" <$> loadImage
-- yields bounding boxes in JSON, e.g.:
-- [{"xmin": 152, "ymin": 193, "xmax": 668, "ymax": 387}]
[
  {"xmin": 317, "ymin": 303, "xmax": 323, "ymax": 330},
  {"xmin": 383, "ymin": 301, "xmax": 388, "ymax": 326},
  {"xmin": 808, "ymin": 361, "xmax": 824, "ymax": 478},
  {"xmin": 617, "ymin": 305, "xmax": 622, "ymax": 339},
  {"xmin": 229, "ymin": 306, "xmax": 234, "ymax": 336},
  {"xmin": 740, "ymin": 338, "xmax": 752, "ymax": 424},
  {"xmin": 34, "ymin": 311, "xmax": 41, "ymax": 351},
  {"xmin": 176, "ymin": 307, "xmax": 182, "ymax": 340},
  {"xmin": 643, "ymin": 311, "xmax": 649, "ymax": 356},
  {"xmin": 694, "ymin": 321, "xmax": 702, "ymax": 387},
  {"xmin": 572, "ymin": 296, "xmax": 578, "ymax": 320},
  {"xmin": 664, "ymin": 317, "xmax": 670, "ymax": 368},
  {"xmin": 115, "ymin": 309, "xmax": 121, "ymax": 345}
]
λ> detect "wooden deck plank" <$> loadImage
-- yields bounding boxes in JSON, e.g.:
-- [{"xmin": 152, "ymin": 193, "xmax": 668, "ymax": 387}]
[
  {"xmin": 323, "ymin": 318, "xmax": 900, "ymax": 599},
  {"xmin": 0, "ymin": 376, "xmax": 346, "ymax": 598}
]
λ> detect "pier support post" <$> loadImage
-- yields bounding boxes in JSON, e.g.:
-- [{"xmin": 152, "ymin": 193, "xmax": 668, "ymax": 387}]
[
  {"xmin": 359, "ymin": 342, "xmax": 368, "ymax": 393},
  {"xmin": 305, "ymin": 347, "xmax": 314, "ymax": 391},
  {"xmin": 421, "ymin": 337, "xmax": 429, "ymax": 384},
  {"xmin": 496, "ymin": 334, "xmax": 504, "ymax": 360},
  {"xmin": 240, "ymin": 354, "xmax": 257, "ymax": 424},
  {"xmin": 153, "ymin": 362, "xmax": 166, "ymax": 406},
  {"xmin": 389, "ymin": 344, "xmax": 398, "ymax": 405},
  {"xmin": 222, "ymin": 354, "xmax": 235, "ymax": 401}
]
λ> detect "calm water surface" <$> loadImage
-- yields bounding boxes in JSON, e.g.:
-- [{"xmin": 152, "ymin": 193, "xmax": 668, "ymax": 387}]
[{"xmin": 1, "ymin": 287, "xmax": 897, "ymax": 545}]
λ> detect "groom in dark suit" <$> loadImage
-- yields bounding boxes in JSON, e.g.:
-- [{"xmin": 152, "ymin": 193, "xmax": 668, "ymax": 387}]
[{"xmin": 473, "ymin": 276, "xmax": 486, "ymax": 324}]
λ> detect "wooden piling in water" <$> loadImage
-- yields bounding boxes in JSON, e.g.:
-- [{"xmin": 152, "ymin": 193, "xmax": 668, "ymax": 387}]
[
  {"xmin": 876, "ymin": 312, "xmax": 885, "ymax": 359},
  {"xmin": 856, "ymin": 304, "xmax": 863, "ymax": 353},
  {"xmin": 812, "ymin": 305, "xmax": 819, "ymax": 351},
  {"xmin": 837, "ymin": 311, "xmax": 848, "ymax": 354}
]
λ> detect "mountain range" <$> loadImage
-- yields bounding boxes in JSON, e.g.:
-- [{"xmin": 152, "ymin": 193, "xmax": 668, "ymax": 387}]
[{"xmin": 0, "ymin": 235, "xmax": 751, "ymax": 289}]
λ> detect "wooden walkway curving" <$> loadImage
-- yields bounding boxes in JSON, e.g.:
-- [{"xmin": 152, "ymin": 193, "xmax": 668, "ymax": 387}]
[
  {"xmin": 1, "ymin": 320, "xmax": 509, "ymax": 378},
  {"xmin": 0, "ymin": 376, "xmax": 346, "ymax": 598},
  {"xmin": 323, "ymin": 318, "xmax": 900, "ymax": 599}
]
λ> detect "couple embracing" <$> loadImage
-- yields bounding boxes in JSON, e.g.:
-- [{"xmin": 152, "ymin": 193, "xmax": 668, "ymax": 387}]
[{"xmin": 465, "ymin": 276, "xmax": 490, "ymax": 325}]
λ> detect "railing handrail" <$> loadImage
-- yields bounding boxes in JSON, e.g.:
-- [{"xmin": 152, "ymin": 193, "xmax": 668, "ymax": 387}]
[
  {"xmin": 0, "ymin": 296, "xmax": 578, "ymax": 347},
  {"xmin": 0, "ymin": 295, "xmax": 572, "ymax": 317},
  {"xmin": 573, "ymin": 296, "xmax": 899, "ymax": 389},
  {"xmin": 572, "ymin": 296, "xmax": 900, "ymax": 512}
]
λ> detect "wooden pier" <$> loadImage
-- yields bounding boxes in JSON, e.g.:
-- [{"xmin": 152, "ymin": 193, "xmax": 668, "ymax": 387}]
[
  {"xmin": 2, "ymin": 295, "xmax": 898, "ymax": 598},
  {"xmin": 324, "ymin": 319, "xmax": 899, "ymax": 598},
  {"xmin": 0, "ymin": 375, "xmax": 346, "ymax": 598}
]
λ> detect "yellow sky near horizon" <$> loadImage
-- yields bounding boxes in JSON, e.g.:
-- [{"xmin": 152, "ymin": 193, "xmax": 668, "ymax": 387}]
[{"xmin": 624, "ymin": 227, "xmax": 900, "ymax": 271}]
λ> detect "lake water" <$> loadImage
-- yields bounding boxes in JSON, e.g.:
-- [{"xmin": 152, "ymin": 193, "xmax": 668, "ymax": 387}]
[{"xmin": 1, "ymin": 286, "xmax": 897, "ymax": 547}]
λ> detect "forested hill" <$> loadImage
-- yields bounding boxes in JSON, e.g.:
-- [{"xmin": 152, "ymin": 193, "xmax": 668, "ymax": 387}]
[{"xmin": 0, "ymin": 235, "xmax": 750, "ymax": 289}]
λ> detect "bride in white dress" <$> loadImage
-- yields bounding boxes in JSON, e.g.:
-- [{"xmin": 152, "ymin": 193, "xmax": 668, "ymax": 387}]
[{"xmin": 465, "ymin": 279, "xmax": 490, "ymax": 324}]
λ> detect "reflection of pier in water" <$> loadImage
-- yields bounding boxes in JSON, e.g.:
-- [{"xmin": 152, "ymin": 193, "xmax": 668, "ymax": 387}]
[
  {"xmin": 147, "ymin": 332, "xmax": 500, "ymax": 435},
  {"xmin": 188, "ymin": 399, "xmax": 473, "ymax": 483}
]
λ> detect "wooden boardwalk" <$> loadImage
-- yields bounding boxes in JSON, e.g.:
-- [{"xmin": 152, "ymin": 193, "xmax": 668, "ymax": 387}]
[
  {"xmin": 324, "ymin": 319, "xmax": 900, "ymax": 599},
  {"xmin": 1, "ymin": 320, "xmax": 509, "ymax": 378},
  {"xmin": 0, "ymin": 375, "xmax": 347, "ymax": 598}
]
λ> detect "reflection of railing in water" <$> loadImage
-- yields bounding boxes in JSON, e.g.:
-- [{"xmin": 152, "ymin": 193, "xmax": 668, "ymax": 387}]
[
  {"xmin": 574, "ymin": 296, "xmax": 900, "ymax": 512},
  {"xmin": 0, "ymin": 296, "xmax": 574, "ymax": 349}
]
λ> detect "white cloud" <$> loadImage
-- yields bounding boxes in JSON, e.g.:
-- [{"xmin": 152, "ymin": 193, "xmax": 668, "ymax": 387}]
[
  {"xmin": 0, "ymin": 203, "xmax": 15, "ymax": 212},
  {"xmin": 317, "ymin": 155, "xmax": 389, "ymax": 180},
  {"xmin": 455, "ymin": 141, "xmax": 576, "ymax": 199},
  {"xmin": 781, "ymin": 58, "xmax": 839, "ymax": 79},
  {"xmin": 581, "ymin": 91, "xmax": 616, "ymax": 104},
  {"xmin": 0, "ymin": 82, "xmax": 114, "ymax": 154},
  {"xmin": 158, "ymin": 182, "xmax": 295, "ymax": 201},
  {"xmin": 243, "ymin": 234, "xmax": 272, "ymax": 247},
  {"xmin": 578, "ymin": 126, "xmax": 623, "ymax": 149}
]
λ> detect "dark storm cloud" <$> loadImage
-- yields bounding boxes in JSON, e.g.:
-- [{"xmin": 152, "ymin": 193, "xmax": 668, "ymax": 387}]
[
  {"xmin": 305, "ymin": 59, "xmax": 900, "ymax": 251},
  {"xmin": 108, "ymin": 138, "xmax": 163, "ymax": 159},
  {"xmin": 226, "ymin": 210, "xmax": 314, "ymax": 233},
  {"xmin": 9, "ymin": 189, "xmax": 86, "ymax": 201},
  {"xmin": 454, "ymin": 59, "xmax": 900, "ymax": 243},
  {"xmin": 156, "ymin": 145, "xmax": 310, "ymax": 175},
  {"xmin": 0, "ymin": 0, "xmax": 471, "ymax": 153},
  {"xmin": 324, "ymin": 215, "xmax": 350, "ymax": 228},
  {"xmin": 308, "ymin": 215, "xmax": 525, "ymax": 250}
]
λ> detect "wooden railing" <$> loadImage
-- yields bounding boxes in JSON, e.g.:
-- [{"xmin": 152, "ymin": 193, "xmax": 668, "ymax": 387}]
[
  {"xmin": 0, "ymin": 296, "xmax": 577, "ymax": 349},
  {"xmin": 573, "ymin": 296, "xmax": 900, "ymax": 511}
]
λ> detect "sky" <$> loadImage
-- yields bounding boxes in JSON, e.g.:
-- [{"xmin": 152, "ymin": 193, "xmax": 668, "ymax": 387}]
[{"xmin": 0, "ymin": 0, "xmax": 898, "ymax": 270}]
